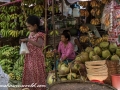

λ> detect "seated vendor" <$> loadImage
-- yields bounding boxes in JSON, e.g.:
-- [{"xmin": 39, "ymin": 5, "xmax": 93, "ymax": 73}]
[{"xmin": 57, "ymin": 32, "xmax": 76, "ymax": 66}]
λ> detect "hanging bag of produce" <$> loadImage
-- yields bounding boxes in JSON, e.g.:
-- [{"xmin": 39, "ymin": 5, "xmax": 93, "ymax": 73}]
[{"xmin": 20, "ymin": 42, "xmax": 29, "ymax": 55}]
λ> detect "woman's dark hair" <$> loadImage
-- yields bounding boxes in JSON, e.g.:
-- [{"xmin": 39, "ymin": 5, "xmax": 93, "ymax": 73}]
[
  {"xmin": 26, "ymin": 15, "xmax": 45, "ymax": 33},
  {"xmin": 63, "ymin": 30, "xmax": 70, "ymax": 34},
  {"xmin": 61, "ymin": 32, "xmax": 70, "ymax": 41}
]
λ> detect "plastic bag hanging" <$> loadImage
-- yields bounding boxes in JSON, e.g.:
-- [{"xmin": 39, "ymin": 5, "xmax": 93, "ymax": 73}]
[{"xmin": 20, "ymin": 42, "xmax": 29, "ymax": 55}]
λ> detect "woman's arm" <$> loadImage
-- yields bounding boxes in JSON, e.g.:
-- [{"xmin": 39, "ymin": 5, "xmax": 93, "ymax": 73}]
[{"xmin": 20, "ymin": 38, "xmax": 43, "ymax": 48}]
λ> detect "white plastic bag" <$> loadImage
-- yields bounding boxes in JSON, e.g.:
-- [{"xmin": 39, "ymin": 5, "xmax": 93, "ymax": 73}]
[{"xmin": 20, "ymin": 42, "xmax": 29, "ymax": 54}]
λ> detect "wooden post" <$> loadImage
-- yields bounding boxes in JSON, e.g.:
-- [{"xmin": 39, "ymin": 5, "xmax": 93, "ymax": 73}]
[{"xmin": 52, "ymin": 0, "xmax": 57, "ymax": 82}]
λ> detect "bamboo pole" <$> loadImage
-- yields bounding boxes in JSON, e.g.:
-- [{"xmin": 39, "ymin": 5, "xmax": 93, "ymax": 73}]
[
  {"xmin": 44, "ymin": 0, "xmax": 47, "ymax": 47},
  {"xmin": 52, "ymin": 0, "xmax": 57, "ymax": 82}
]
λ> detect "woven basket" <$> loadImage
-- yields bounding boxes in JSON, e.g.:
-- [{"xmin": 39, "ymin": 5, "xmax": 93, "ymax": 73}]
[
  {"xmin": 49, "ymin": 81, "xmax": 117, "ymax": 90},
  {"xmin": 104, "ymin": 60, "xmax": 119, "ymax": 85}
]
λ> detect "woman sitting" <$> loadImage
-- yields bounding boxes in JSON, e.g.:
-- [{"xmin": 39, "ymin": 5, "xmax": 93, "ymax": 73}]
[{"xmin": 57, "ymin": 32, "xmax": 76, "ymax": 66}]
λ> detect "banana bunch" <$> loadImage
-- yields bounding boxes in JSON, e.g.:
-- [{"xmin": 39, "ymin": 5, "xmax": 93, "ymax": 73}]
[
  {"xmin": 91, "ymin": 8, "xmax": 101, "ymax": 16},
  {"xmin": 9, "ymin": 6, "xmax": 19, "ymax": 12},
  {"xmin": 79, "ymin": 25, "xmax": 89, "ymax": 33},
  {"xmin": 95, "ymin": 38, "xmax": 104, "ymax": 45},
  {"xmin": 49, "ymin": 30, "xmax": 59, "ymax": 36},
  {"xmin": 0, "ymin": 29, "xmax": 10, "ymax": 37},
  {"xmin": 19, "ymin": 30, "xmax": 25, "ymax": 36},
  {"xmin": 9, "ymin": 73, "xmax": 15, "ymax": 80},
  {"xmin": 89, "ymin": 38, "xmax": 95, "ymax": 45},
  {"xmin": 0, "ymin": 6, "xmax": 8, "ymax": 13},
  {"xmin": 90, "ymin": 18, "xmax": 100, "ymax": 25},
  {"xmin": 79, "ymin": 36, "xmax": 89, "ymax": 43},
  {"xmin": 35, "ymin": 12, "xmax": 42, "ymax": 17},
  {"xmin": 46, "ymin": 50, "xmax": 54, "ymax": 58},
  {"xmin": 101, "ymin": 0, "xmax": 109, "ymax": 4},
  {"xmin": 90, "ymin": 0, "xmax": 101, "ymax": 7},
  {"xmin": 10, "ymin": 22, "xmax": 17, "ymax": 29},
  {"xmin": 10, "ymin": 13, "xmax": 18, "ymax": 19},
  {"xmin": 0, "ymin": 21, "xmax": 8, "ymax": 29},
  {"xmin": 5, "ymin": 15, "xmax": 11, "ymax": 22},
  {"xmin": 48, "ymin": 6, "xmax": 53, "ymax": 12},
  {"xmin": 79, "ymin": 1, "xmax": 88, "ymax": 7},
  {"xmin": 9, "ymin": 30, "xmax": 19, "ymax": 38},
  {"xmin": 0, "ymin": 13, "xmax": 5, "ymax": 20},
  {"xmin": 80, "ymin": 10, "xmax": 89, "ymax": 17},
  {"xmin": 26, "ymin": 31, "xmax": 30, "ymax": 36},
  {"xmin": 33, "ymin": 5, "xmax": 43, "ymax": 13}
]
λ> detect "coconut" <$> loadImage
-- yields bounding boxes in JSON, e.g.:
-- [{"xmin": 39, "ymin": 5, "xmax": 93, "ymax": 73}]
[
  {"xmin": 75, "ymin": 56, "xmax": 83, "ymax": 63},
  {"xmin": 100, "ymin": 41, "xmax": 109, "ymax": 49},
  {"xmin": 94, "ymin": 46, "xmax": 102, "ymax": 56},
  {"xmin": 70, "ymin": 63, "xmax": 81, "ymax": 73},
  {"xmin": 58, "ymin": 63, "xmax": 70, "ymax": 75},
  {"xmin": 67, "ymin": 73, "xmax": 77, "ymax": 80},
  {"xmin": 109, "ymin": 42, "xmax": 117, "ymax": 53},
  {"xmin": 61, "ymin": 78, "xmax": 67, "ymax": 81},
  {"xmin": 47, "ymin": 73, "xmax": 55, "ymax": 85},
  {"xmin": 102, "ymin": 50, "xmax": 111, "ymax": 59},
  {"xmin": 89, "ymin": 51, "xmax": 95, "ymax": 60},
  {"xmin": 85, "ymin": 47, "xmax": 93, "ymax": 53},
  {"xmin": 80, "ymin": 52, "xmax": 89, "ymax": 63},
  {"xmin": 92, "ymin": 55, "xmax": 101, "ymax": 61},
  {"xmin": 116, "ymin": 48, "xmax": 120, "ymax": 57},
  {"xmin": 111, "ymin": 55, "xmax": 120, "ymax": 60}
]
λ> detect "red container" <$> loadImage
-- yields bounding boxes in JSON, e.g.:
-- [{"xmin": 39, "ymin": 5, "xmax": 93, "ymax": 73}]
[{"xmin": 111, "ymin": 74, "xmax": 120, "ymax": 90}]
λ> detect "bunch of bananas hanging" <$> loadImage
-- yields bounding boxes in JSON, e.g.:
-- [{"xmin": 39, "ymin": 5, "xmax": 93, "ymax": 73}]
[
  {"xmin": 90, "ymin": 18, "xmax": 100, "ymax": 25},
  {"xmin": 10, "ymin": 22, "xmax": 17, "ymax": 29},
  {"xmin": 91, "ymin": 8, "xmax": 101, "ymax": 16},
  {"xmin": 95, "ymin": 35, "xmax": 108, "ymax": 44},
  {"xmin": 79, "ymin": 36, "xmax": 89, "ymax": 43},
  {"xmin": 89, "ymin": 38, "xmax": 95, "ymax": 45},
  {"xmin": 0, "ymin": 6, "xmax": 8, "ymax": 13},
  {"xmin": 9, "ymin": 6, "xmax": 19, "ymax": 12},
  {"xmin": 80, "ymin": 10, "xmax": 89, "ymax": 17},
  {"xmin": 90, "ymin": 0, "xmax": 101, "ymax": 7},
  {"xmin": 0, "ymin": 13, "xmax": 6, "ymax": 21},
  {"xmin": 10, "ymin": 13, "xmax": 18, "ymax": 19},
  {"xmin": 0, "ymin": 29, "xmax": 10, "ymax": 37},
  {"xmin": 101, "ymin": 0, "xmax": 110, "ymax": 4},
  {"xmin": 46, "ymin": 50, "xmax": 54, "ymax": 58},
  {"xmin": 79, "ymin": 25, "xmax": 89, "ymax": 33},
  {"xmin": 0, "ymin": 21, "xmax": 9, "ymax": 29},
  {"xmin": 9, "ymin": 30, "xmax": 19, "ymax": 38},
  {"xmin": 19, "ymin": 30, "xmax": 25, "ymax": 36},
  {"xmin": 79, "ymin": 1, "xmax": 88, "ymax": 7},
  {"xmin": 49, "ymin": 30, "xmax": 59, "ymax": 36},
  {"xmin": 33, "ymin": 5, "xmax": 44, "ymax": 13}
]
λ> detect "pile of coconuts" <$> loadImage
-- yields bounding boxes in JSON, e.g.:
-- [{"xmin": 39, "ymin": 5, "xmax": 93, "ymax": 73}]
[
  {"xmin": 75, "ymin": 41, "xmax": 120, "ymax": 63},
  {"xmin": 47, "ymin": 61, "xmax": 87, "ymax": 85}
]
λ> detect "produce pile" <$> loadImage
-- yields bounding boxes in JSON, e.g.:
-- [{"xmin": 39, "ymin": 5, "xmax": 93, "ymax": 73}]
[
  {"xmin": 75, "ymin": 41, "xmax": 120, "ymax": 63},
  {"xmin": 0, "ymin": 45, "xmax": 24, "ymax": 84},
  {"xmin": 47, "ymin": 61, "xmax": 86, "ymax": 85}
]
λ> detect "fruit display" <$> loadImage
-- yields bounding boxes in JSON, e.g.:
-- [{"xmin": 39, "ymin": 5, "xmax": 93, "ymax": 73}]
[
  {"xmin": 79, "ymin": 1, "xmax": 88, "ymax": 7},
  {"xmin": 47, "ymin": 61, "xmax": 87, "ymax": 85},
  {"xmin": 90, "ymin": 0, "xmax": 101, "ymax": 7},
  {"xmin": 75, "ymin": 41, "xmax": 120, "ymax": 64},
  {"xmin": 90, "ymin": 18, "xmax": 100, "ymax": 25},
  {"xmin": 80, "ymin": 9, "xmax": 89, "ymax": 17},
  {"xmin": 79, "ymin": 25, "xmax": 89, "ymax": 33},
  {"xmin": 91, "ymin": 8, "xmax": 101, "ymax": 16},
  {"xmin": 79, "ymin": 35, "xmax": 89, "ymax": 43}
]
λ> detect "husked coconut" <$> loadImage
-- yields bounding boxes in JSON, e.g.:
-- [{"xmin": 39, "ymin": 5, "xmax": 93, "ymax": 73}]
[
  {"xmin": 102, "ymin": 50, "xmax": 111, "ymax": 59},
  {"xmin": 116, "ymin": 48, "xmax": 120, "ymax": 57},
  {"xmin": 92, "ymin": 55, "xmax": 101, "ymax": 61},
  {"xmin": 89, "ymin": 51, "xmax": 95, "ymax": 60},
  {"xmin": 100, "ymin": 41, "xmax": 109, "ymax": 49},
  {"xmin": 109, "ymin": 42, "xmax": 117, "ymax": 53},
  {"xmin": 111, "ymin": 55, "xmax": 120, "ymax": 60},
  {"xmin": 67, "ymin": 73, "xmax": 77, "ymax": 80},
  {"xmin": 85, "ymin": 47, "xmax": 93, "ymax": 53},
  {"xmin": 94, "ymin": 46, "xmax": 102, "ymax": 56}
]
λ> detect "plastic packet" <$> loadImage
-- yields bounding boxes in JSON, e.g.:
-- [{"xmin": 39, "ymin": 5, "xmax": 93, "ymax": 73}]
[{"xmin": 20, "ymin": 42, "xmax": 29, "ymax": 55}]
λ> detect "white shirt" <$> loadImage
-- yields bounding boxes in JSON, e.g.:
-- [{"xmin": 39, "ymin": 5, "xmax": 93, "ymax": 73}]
[{"xmin": 70, "ymin": 37, "xmax": 78, "ymax": 52}]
